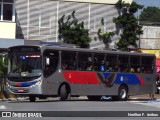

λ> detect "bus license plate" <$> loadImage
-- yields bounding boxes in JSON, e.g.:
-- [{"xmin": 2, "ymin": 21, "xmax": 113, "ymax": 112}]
[{"xmin": 18, "ymin": 89, "xmax": 24, "ymax": 92}]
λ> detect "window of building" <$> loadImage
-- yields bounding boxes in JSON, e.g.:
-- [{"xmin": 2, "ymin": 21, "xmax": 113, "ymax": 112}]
[
  {"xmin": 61, "ymin": 51, "xmax": 77, "ymax": 70},
  {"xmin": 0, "ymin": 0, "xmax": 15, "ymax": 21}
]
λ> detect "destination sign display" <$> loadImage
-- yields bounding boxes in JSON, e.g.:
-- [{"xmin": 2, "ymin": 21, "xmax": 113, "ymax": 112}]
[{"xmin": 9, "ymin": 46, "xmax": 41, "ymax": 53}]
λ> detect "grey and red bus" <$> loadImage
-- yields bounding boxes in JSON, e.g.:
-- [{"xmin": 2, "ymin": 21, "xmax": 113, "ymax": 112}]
[{"xmin": 6, "ymin": 45, "xmax": 156, "ymax": 102}]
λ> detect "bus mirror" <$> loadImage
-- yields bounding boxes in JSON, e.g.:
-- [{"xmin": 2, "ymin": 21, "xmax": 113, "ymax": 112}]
[{"xmin": 46, "ymin": 57, "xmax": 50, "ymax": 65}]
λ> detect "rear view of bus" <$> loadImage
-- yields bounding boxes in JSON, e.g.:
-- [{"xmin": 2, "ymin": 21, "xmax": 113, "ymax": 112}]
[{"xmin": 6, "ymin": 46, "xmax": 42, "ymax": 101}]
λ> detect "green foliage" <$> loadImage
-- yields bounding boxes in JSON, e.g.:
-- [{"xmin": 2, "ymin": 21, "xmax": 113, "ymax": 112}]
[
  {"xmin": 0, "ymin": 56, "xmax": 8, "ymax": 77},
  {"xmin": 96, "ymin": 17, "xmax": 115, "ymax": 48},
  {"xmin": 97, "ymin": 28, "xmax": 115, "ymax": 46},
  {"xmin": 139, "ymin": 7, "xmax": 160, "ymax": 23},
  {"xmin": 113, "ymin": 0, "xmax": 143, "ymax": 51},
  {"xmin": 58, "ymin": 10, "xmax": 91, "ymax": 48},
  {"xmin": 128, "ymin": 1, "xmax": 143, "ymax": 13},
  {"xmin": 115, "ymin": 0, "xmax": 124, "ymax": 9}
]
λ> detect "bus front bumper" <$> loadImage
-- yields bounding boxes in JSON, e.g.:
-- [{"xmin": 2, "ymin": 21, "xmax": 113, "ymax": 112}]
[{"xmin": 6, "ymin": 82, "xmax": 43, "ymax": 95}]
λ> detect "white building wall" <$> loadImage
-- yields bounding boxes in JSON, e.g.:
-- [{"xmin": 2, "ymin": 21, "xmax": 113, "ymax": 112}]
[
  {"xmin": 62, "ymin": 0, "xmax": 132, "ymax": 4},
  {"xmin": 15, "ymin": 0, "xmax": 132, "ymax": 48},
  {"xmin": 141, "ymin": 26, "xmax": 160, "ymax": 49},
  {"xmin": 15, "ymin": 0, "xmax": 121, "ymax": 47}
]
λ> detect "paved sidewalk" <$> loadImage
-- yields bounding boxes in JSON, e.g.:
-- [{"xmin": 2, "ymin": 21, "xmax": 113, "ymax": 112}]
[{"xmin": 129, "ymin": 94, "xmax": 160, "ymax": 100}]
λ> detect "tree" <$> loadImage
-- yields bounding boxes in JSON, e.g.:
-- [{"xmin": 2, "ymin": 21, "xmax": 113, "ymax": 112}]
[
  {"xmin": 0, "ymin": 56, "xmax": 8, "ymax": 78},
  {"xmin": 113, "ymin": 0, "xmax": 143, "ymax": 51},
  {"xmin": 97, "ymin": 28, "xmax": 115, "ymax": 48},
  {"xmin": 139, "ymin": 6, "xmax": 160, "ymax": 23},
  {"xmin": 58, "ymin": 11, "xmax": 91, "ymax": 48},
  {"xmin": 94, "ymin": 17, "xmax": 115, "ymax": 48}
]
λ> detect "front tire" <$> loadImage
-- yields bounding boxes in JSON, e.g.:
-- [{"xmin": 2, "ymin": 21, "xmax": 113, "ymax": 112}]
[
  {"xmin": 29, "ymin": 96, "xmax": 36, "ymax": 102},
  {"xmin": 59, "ymin": 85, "xmax": 68, "ymax": 101},
  {"xmin": 118, "ymin": 86, "xmax": 128, "ymax": 101}
]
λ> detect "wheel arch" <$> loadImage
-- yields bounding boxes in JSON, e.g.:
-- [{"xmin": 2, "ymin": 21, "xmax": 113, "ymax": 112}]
[
  {"xmin": 118, "ymin": 83, "xmax": 129, "ymax": 101},
  {"xmin": 58, "ymin": 82, "xmax": 71, "ymax": 96},
  {"xmin": 119, "ymin": 83, "xmax": 129, "ymax": 93}
]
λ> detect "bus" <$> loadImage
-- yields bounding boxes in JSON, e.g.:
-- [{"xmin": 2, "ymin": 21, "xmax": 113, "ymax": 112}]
[{"xmin": 6, "ymin": 45, "xmax": 156, "ymax": 102}]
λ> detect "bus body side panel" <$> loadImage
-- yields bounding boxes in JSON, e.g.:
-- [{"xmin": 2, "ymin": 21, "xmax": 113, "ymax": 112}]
[
  {"xmin": 42, "ymin": 70, "xmax": 65, "ymax": 95},
  {"xmin": 60, "ymin": 71, "xmax": 156, "ymax": 96},
  {"xmin": 70, "ymin": 84, "xmax": 120, "ymax": 96}
]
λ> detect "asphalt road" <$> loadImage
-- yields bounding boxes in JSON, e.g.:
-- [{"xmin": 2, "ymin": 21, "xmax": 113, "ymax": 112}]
[{"xmin": 0, "ymin": 95, "xmax": 160, "ymax": 120}]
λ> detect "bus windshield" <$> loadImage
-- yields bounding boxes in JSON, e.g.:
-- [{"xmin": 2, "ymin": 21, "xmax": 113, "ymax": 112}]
[{"xmin": 8, "ymin": 54, "xmax": 42, "ymax": 77}]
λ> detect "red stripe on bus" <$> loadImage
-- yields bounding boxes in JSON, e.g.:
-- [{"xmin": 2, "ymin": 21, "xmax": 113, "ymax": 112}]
[
  {"xmin": 63, "ymin": 71, "xmax": 100, "ymax": 84},
  {"xmin": 136, "ymin": 75, "xmax": 144, "ymax": 85}
]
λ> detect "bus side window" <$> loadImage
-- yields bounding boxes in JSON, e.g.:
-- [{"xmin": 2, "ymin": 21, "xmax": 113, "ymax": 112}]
[
  {"xmin": 130, "ymin": 56, "xmax": 140, "ymax": 73},
  {"xmin": 141, "ymin": 56, "xmax": 154, "ymax": 74},
  {"xmin": 106, "ymin": 54, "xmax": 118, "ymax": 72},
  {"xmin": 44, "ymin": 50, "xmax": 59, "ymax": 77},
  {"xmin": 78, "ymin": 52, "xmax": 92, "ymax": 71},
  {"xmin": 61, "ymin": 51, "xmax": 77, "ymax": 70},
  {"xmin": 94, "ymin": 53, "xmax": 105, "ymax": 72},
  {"xmin": 119, "ymin": 55, "xmax": 129, "ymax": 73}
]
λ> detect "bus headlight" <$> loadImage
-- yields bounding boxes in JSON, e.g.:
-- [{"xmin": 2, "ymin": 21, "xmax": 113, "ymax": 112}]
[
  {"xmin": 6, "ymin": 82, "xmax": 10, "ymax": 88},
  {"xmin": 30, "ymin": 80, "xmax": 42, "ymax": 88},
  {"xmin": 6, "ymin": 82, "xmax": 13, "ymax": 89},
  {"xmin": 36, "ymin": 80, "xmax": 42, "ymax": 86}
]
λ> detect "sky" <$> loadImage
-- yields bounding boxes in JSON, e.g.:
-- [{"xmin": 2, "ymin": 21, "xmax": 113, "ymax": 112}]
[
  {"xmin": 133, "ymin": 0, "xmax": 160, "ymax": 16},
  {"xmin": 134, "ymin": 0, "xmax": 160, "ymax": 8}
]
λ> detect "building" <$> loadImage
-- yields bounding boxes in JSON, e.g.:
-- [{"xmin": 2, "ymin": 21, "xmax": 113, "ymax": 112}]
[
  {"xmin": 0, "ymin": 0, "xmax": 132, "ymax": 51},
  {"xmin": 140, "ymin": 26, "xmax": 160, "ymax": 49},
  {"xmin": 140, "ymin": 25, "xmax": 160, "ymax": 72}
]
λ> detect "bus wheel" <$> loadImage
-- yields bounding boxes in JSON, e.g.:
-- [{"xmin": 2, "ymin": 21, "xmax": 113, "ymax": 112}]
[
  {"xmin": 118, "ymin": 86, "xmax": 128, "ymax": 101},
  {"xmin": 87, "ymin": 96, "xmax": 101, "ymax": 101},
  {"xmin": 29, "ymin": 96, "xmax": 36, "ymax": 102},
  {"xmin": 59, "ymin": 85, "xmax": 68, "ymax": 101}
]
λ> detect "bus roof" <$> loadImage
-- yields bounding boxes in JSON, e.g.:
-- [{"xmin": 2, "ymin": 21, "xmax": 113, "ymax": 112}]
[
  {"xmin": 45, "ymin": 45, "xmax": 155, "ymax": 57},
  {"xmin": 8, "ymin": 45, "xmax": 155, "ymax": 57}
]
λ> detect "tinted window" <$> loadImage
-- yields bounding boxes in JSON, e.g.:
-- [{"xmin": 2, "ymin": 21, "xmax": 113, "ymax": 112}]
[
  {"xmin": 94, "ymin": 53, "xmax": 105, "ymax": 71},
  {"xmin": 44, "ymin": 50, "xmax": 59, "ymax": 77},
  {"xmin": 141, "ymin": 56, "xmax": 154, "ymax": 74},
  {"xmin": 106, "ymin": 54, "xmax": 118, "ymax": 72},
  {"xmin": 3, "ymin": 4, "xmax": 12, "ymax": 20},
  {"xmin": 0, "ymin": 0, "xmax": 14, "ymax": 21},
  {"xmin": 61, "ymin": 51, "xmax": 77, "ymax": 70},
  {"xmin": 118, "ymin": 55, "xmax": 129, "ymax": 72},
  {"xmin": 8, "ymin": 54, "xmax": 42, "ymax": 77},
  {"xmin": 78, "ymin": 52, "xmax": 92, "ymax": 71},
  {"xmin": 130, "ymin": 56, "xmax": 140, "ymax": 73}
]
